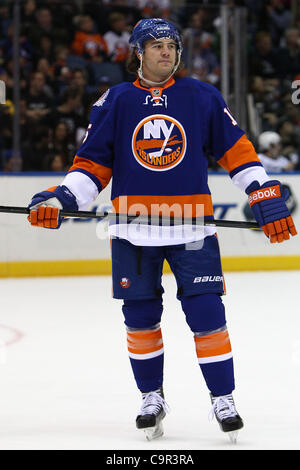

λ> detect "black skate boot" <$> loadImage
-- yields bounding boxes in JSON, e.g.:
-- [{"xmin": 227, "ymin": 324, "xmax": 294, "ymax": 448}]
[
  {"xmin": 209, "ymin": 393, "xmax": 244, "ymax": 443},
  {"xmin": 136, "ymin": 387, "xmax": 170, "ymax": 441}
]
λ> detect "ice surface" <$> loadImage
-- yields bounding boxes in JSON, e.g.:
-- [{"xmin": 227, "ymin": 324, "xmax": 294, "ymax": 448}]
[{"xmin": 0, "ymin": 271, "xmax": 300, "ymax": 450}]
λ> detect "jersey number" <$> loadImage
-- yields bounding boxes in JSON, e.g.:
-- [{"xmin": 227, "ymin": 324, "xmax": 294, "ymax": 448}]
[
  {"xmin": 82, "ymin": 123, "xmax": 92, "ymax": 143},
  {"xmin": 224, "ymin": 107, "xmax": 237, "ymax": 126}
]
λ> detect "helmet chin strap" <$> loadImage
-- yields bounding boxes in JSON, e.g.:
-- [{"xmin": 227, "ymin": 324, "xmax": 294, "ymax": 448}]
[{"xmin": 138, "ymin": 52, "xmax": 181, "ymax": 87}]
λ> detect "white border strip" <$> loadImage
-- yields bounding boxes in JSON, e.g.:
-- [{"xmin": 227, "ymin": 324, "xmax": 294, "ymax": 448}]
[{"xmin": 197, "ymin": 351, "xmax": 233, "ymax": 364}]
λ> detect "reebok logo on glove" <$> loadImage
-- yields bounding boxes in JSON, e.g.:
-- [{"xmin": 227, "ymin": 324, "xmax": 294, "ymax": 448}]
[
  {"xmin": 248, "ymin": 185, "xmax": 280, "ymax": 206},
  {"xmin": 245, "ymin": 179, "xmax": 297, "ymax": 243}
]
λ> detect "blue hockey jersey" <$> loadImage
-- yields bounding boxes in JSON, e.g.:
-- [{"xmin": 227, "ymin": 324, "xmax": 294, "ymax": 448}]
[{"xmin": 61, "ymin": 77, "xmax": 267, "ymax": 245}]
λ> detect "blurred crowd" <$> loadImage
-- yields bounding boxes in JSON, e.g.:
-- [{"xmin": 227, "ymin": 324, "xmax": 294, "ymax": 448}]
[{"xmin": 0, "ymin": 0, "xmax": 300, "ymax": 172}]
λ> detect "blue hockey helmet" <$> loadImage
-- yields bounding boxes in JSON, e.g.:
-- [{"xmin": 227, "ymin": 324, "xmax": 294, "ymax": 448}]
[{"xmin": 129, "ymin": 18, "xmax": 183, "ymax": 55}]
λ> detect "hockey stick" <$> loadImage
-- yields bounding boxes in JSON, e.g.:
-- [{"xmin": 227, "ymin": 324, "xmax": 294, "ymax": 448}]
[{"xmin": 0, "ymin": 205, "xmax": 260, "ymax": 230}]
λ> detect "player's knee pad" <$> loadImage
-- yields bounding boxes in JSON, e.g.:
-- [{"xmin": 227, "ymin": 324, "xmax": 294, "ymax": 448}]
[
  {"xmin": 180, "ymin": 293, "xmax": 226, "ymax": 332},
  {"xmin": 122, "ymin": 298, "xmax": 163, "ymax": 329}
]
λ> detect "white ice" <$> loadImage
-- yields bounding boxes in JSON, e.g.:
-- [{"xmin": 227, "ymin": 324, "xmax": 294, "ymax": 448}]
[{"xmin": 0, "ymin": 271, "xmax": 300, "ymax": 450}]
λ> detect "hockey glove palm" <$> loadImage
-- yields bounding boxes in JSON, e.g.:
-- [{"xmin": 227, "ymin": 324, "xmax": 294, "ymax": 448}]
[
  {"xmin": 28, "ymin": 185, "xmax": 78, "ymax": 229},
  {"xmin": 246, "ymin": 180, "xmax": 297, "ymax": 243}
]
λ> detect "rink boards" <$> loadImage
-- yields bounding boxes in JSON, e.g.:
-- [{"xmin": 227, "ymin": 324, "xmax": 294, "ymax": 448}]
[{"xmin": 0, "ymin": 172, "xmax": 300, "ymax": 277}]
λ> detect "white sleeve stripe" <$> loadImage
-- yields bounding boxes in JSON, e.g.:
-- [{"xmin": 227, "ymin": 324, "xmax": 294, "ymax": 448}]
[
  {"xmin": 61, "ymin": 171, "xmax": 99, "ymax": 210},
  {"xmin": 231, "ymin": 165, "xmax": 270, "ymax": 192}
]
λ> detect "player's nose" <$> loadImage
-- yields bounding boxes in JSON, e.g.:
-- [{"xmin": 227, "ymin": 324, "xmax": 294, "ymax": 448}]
[{"xmin": 161, "ymin": 45, "xmax": 170, "ymax": 56}]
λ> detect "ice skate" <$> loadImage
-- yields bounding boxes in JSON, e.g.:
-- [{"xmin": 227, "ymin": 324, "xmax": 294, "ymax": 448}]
[
  {"xmin": 136, "ymin": 387, "xmax": 170, "ymax": 441},
  {"xmin": 209, "ymin": 393, "xmax": 243, "ymax": 444}
]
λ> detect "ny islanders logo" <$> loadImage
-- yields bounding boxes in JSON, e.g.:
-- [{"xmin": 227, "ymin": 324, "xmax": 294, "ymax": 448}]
[{"xmin": 132, "ymin": 115, "xmax": 186, "ymax": 171}]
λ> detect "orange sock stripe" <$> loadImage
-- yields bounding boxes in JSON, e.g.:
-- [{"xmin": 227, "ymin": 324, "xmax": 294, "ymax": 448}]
[
  {"xmin": 127, "ymin": 328, "xmax": 163, "ymax": 355},
  {"xmin": 194, "ymin": 330, "xmax": 232, "ymax": 358}
]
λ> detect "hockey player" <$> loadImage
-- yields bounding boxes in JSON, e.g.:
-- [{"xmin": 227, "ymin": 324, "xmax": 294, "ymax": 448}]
[{"xmin": 27, "ymin": 19, "xmax": 297, "ymax": 443}]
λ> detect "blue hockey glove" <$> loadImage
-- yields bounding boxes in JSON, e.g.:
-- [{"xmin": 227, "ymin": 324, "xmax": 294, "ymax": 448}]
[
  {"xmin": 245, "ymin": 180, "xmax": 297, "ymax": 243},
  {"xmin": 28, "ymin": 185, "xmax": 78, "ymax": 229}
]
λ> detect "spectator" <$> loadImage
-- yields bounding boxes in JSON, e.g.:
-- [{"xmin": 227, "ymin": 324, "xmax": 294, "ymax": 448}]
[
  {"xmin": 21, "ymin": 125, "xmax": 50, "ymax": 171},
  {"xmin": 35, "ymin": 56, "xmax": 54, "ymax": 79},
  {"xmin": 249, "ymin": 74, "xmax": 283, "ymax": 130},
  {"xmin": 42, "ymin": 0, "xmax": 79, "ymax": 34},
  {"xmin": 28, "ymin": 7, "xmax": 70, "ymax": 49},
  {"xmin": 103, "ymin": 12, "xmax": 130, "ymax": 64},
  {"xmin": 278, "ymin": 121, "xmax": 300, "ymax": 169},
  {"xmin": 24, "ymin": 71, "xmax": 54, "ymax": 123},
  {"xmin": 265, "ymin": 0, "xmax": 292, "ymax": 46},
  {"xmin": 3, "ymin": 52, "xmax": 31, "ymax": 98},
  {"xmin": 0, "ymin": 3, "xmax": 11, "ymax": 42},
  {"xmin": 2, "ymin": 23, "xmax": 34, "ymax": 65},
  {"xmin": 46, "ymin": 153, "xmax": 69, "ymax": 172},
  {"xmin": 35, "ymin": 57, "xmax": 56, "ymax": 98},
  {"xmin": 22, "ymin": 0, "xmax": 37, "ymax": 36},
  {"xmin": 135, "ymin": 0, "xmax": 171, "ymax": 19},
  {"xmin": 249, "ymin": 31, "xmax": 279, "ymax": 78},
  {"xmin": 72, "ymin": 15, "xmax": 108, "ymax": 63},
  {"xmin": 183, "ymin": 9, "xmax": 205, "ymax": 36},
  {"xmin": 49, "ymin": 86, "xmax": 88, "ymax": 148},
  {"xmin": 35, "ymin": 33, "xmax": 55, "ymax": 64},
  {"xmin": 188, "ymin": 33, "xmax": 220, "ymax": 85},
  {"xmin": 48, "ymin": 121, "xmax": 75, "ymax": 164},
  {"xmin": 51, "ymin": 44, "xmax": 73, "ymax": 97},
  {"xmin": 19, "ymin": 98, "xmax": 31, "ymax": 149},
  {"xmin": 70, "ymin": 68, "xmax": 96, "ymax": 111},
  {"xmin": 276, "ymin": 28, "xmax": 300, "ymax": 79}
]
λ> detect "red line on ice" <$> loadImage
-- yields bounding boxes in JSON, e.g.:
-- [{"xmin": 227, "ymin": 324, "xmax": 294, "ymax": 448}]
[{"xmin": 0, "ymin": 324, "xmax": 24, "ymax": 347}]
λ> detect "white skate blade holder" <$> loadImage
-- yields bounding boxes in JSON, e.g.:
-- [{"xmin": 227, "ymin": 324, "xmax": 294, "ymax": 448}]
[
  {"xmin": 227, "ymin": 430, "xmax": 239, "ymax": 444},
  {"xmin": 143, "ymin": 421, "xmax": 164, "ymax": 441}
]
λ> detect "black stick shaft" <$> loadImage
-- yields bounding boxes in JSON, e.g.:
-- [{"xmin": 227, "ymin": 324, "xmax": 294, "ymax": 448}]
[{"xmin": 0, "ymin": 205, "xmax": 260, "ymax": 230}]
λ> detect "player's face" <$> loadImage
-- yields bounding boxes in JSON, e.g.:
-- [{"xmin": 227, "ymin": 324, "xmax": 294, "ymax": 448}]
[{"xmin": 141, "ymin": 39, "xmax": 177, "ymax": 82}]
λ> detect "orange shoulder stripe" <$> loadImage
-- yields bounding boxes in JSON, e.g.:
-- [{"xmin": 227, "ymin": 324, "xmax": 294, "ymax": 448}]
[
  {"xmin": 68, "ymin": 156, "xmax": 112, "ymax": 190},
  {"xmin": 218, "ymin": 134, "xmax": 260, "ymax": 173}
]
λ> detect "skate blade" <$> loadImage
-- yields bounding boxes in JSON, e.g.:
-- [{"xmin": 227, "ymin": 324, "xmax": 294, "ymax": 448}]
[
  {"xmin": 227, "ymin": 430, "xmax": 239, "ymax": 444},
  {"xmin": 143, "ymin": 422, "xmax": 164, "ymax": 441}
]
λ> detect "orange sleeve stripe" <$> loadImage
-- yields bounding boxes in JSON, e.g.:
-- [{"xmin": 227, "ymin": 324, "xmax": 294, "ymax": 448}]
[
  {"xmin": 127, "ymin": 329, "xmax": 163, "ymax": 355},
  {"xmin": 68, "ymin": 156, "xmax": 112, "ymax": 190},
  {"xmin": 194, "ymin": 330, "xmax": 231, "ymax": 358},
  {"xmin": 112, "ymin": 194, "xmax": 213, "ymax": 217},
  {"xmin": 45, "ymin": 186, "xmax": 58, "ymax": 192},
  {"xmin": 218, "ymin": 134, "xmax": 260, "ymax": 173}
]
